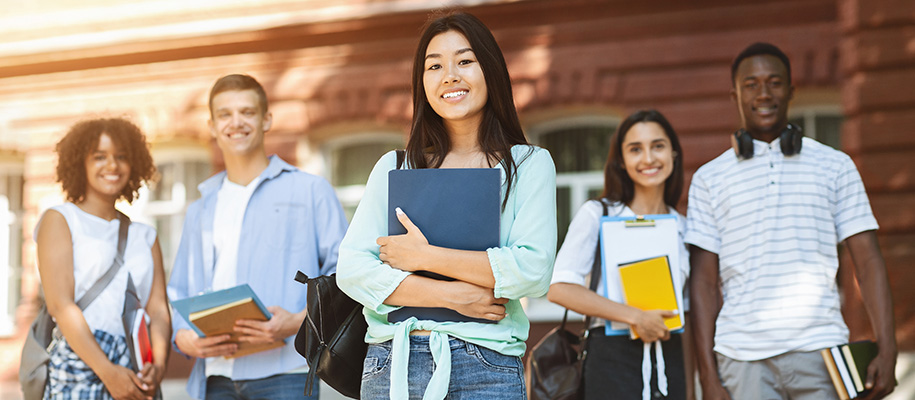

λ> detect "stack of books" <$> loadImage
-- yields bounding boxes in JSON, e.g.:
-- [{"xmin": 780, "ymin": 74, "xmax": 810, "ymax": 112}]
[
  {"xmin": 126, "ymin": 309, "xmax": 154, "ymax": 367},
  {"xmin": 617, "ymin": 255, "xmax": 682, "ymax": 340},
  {"xmin": 171, "ymin": 284, "xmax": 285, "ymax": 358},
  {"xmin": 820, "ymin": 341, "xmax": 878, "ymax": 399}
]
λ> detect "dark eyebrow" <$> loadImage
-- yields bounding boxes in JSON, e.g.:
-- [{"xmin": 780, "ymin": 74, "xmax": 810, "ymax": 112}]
[{"xmin": 425, "ymin": 48, "xmax": 474, "ymax": 61}]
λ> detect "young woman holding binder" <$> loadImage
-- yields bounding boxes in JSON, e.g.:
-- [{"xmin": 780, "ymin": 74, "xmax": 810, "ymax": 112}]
[
  {"xmin": 35, "ymin": 118, "xmax": 170, "ymax": 399},
  {"xmin": 547, "ymin": 109, "xmax": 690, "ymax": 400},
  {"xmin": 337, "ymin": 11, "xmax": 557, "ymax": 400}
]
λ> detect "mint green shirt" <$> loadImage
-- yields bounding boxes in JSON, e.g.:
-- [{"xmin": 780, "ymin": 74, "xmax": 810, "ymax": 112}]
[{"xmin": 337, "ymin": 145, "xmax": 557, "ymax": 399}]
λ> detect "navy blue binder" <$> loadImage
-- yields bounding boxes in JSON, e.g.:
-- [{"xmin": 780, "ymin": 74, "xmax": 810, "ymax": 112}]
[{"xmin": 387, "ymin": 168, "xmax": 501, "ymax": 324}]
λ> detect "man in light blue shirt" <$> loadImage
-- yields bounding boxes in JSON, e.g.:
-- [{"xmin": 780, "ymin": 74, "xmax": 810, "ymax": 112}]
[{"xmin": 167, "ymin": 74, "xmax": 348, "ymax": 399}]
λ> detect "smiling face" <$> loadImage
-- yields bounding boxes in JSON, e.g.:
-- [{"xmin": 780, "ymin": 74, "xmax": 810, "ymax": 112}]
[
  {"xmin": 422, "ymin": 30, "xmax": 488, "ymax": 133},
  {"xmin": 621, "ymin": 122, "xmax": 675, "ymax": 192},
  {"xmin": 84, "ymin": 133, "xmax": 130, "ymax": 201},
  {"xmin": 208, "ymin": 89, "xmax": 272, "ymax": 157},
  {"xmin": 731, "ymin": 54, "xmax": 794, "ymax": 141}
]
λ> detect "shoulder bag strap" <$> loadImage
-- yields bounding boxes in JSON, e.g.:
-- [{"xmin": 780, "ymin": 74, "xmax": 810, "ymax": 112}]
[
  {"xmin": 579, "ymin": 199, "xmax": 609, "ymax": 331},
  {"xmin": 74, "ymin": 211, "xmax": 130, "ymax": 311},
  {"xmin": 558, "ymin": 199, "xmax": 610, "ymax": 330}
]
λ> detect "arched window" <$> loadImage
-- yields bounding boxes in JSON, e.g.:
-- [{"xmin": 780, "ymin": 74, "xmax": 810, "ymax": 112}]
[
  {"xmin": 525, "ymin": 115, "xmax": 618, "ymax": 322},
  {"xmin": 528, "ymin": 115, "xmax": 618, "ymax": 246},
  {"xmin": 324, "ymin": 133, "xmax": 405, "ymax": 220}
]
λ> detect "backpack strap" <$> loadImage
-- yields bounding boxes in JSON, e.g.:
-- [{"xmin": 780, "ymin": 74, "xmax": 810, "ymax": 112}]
[{"xmin": 395, "ymin": 149, "xmax": 406, "ymax": 170}]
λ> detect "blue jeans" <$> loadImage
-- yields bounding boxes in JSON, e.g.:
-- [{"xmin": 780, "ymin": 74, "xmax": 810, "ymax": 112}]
[
  {"xmin": 205, "ymin": 373, "xmax": 318, "ymax": 400},
  {"xmin": 361, "ymin": 335, "xmax": 526, "ymax": 399}
]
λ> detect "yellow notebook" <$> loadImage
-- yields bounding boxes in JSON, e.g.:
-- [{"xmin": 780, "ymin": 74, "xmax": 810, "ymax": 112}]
[{"xmin": 618, "ymin": 256, "xmax": 682, "ymax": 339}]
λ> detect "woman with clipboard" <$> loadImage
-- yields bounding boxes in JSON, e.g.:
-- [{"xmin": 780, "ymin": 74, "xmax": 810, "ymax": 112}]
[
  {"xmin": 548, "ymin": 110, "xmax": 690, "ymax": 400},
  {"xmin": 336, "ymin": 12, "xmax": 557, "ymax": 400}
]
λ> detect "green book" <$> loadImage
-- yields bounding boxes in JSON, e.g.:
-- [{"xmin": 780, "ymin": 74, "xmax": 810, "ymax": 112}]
[{"xmin": 841, "ymin": 341, "xmax": 879, "ymax": 395}]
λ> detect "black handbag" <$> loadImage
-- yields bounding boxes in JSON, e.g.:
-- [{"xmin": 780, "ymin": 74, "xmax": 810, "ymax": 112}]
[
  {"xmin": 20, "ymin": 211, "xmax": 129, "ymax": 400},
  {"xmin": 293, "ymin": 271, "xmax": 368, "ymax": 399},
  {"xmin": 528, "ymin": 200, "xmax": 608, "ymax": 400}
]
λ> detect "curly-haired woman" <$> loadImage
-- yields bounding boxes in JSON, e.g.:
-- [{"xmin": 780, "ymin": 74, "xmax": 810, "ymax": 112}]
[{"xmin": 35, "ymin": 118, "xmax": 170, "ymax": 399}]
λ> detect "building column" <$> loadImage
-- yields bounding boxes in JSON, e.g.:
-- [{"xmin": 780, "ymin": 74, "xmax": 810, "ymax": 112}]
[{"xmin": 839, "ymin": 0, "xmax": 915, "ymax": 349}]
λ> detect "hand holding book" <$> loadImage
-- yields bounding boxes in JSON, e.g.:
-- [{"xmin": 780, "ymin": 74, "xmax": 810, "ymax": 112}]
[
  {"xmin": 630, "ymin": 309, "xmax": 677, "ymax": 343},
  {"xmin": 384, "ymin": 168, "xmax": 502, "ymax": 324},
  {"xmin": 377, "ymin": 207, "xmax": 431, "ymax": 275},
  {"xmin": 821, "ymin": 340, "xmax": 897, "ymax": 399},
  {"xmin": 233, "ymin": 305, "xmax": 305, "ymax": 345},
  {"xmin": 171, "ymin": 284, "xmax": 285, "ymax": 359}
]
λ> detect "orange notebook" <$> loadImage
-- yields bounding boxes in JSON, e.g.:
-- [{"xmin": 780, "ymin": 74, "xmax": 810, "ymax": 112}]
[{"xmin": 618, "ymin": 256, "xmax": 682, "ymax": 339}]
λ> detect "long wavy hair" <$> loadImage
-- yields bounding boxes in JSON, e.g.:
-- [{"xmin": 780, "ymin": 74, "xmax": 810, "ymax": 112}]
[
  {"xmin": 406, "ymin": 11, "xmax": 529, "ymax": 209},
  {"xmin": 600, "ymin": 109, "xmax": 684, "ymax": 208}
]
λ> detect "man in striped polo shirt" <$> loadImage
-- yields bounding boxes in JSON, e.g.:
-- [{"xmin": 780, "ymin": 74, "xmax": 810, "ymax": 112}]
[{"xmin": 685, "ymin": 42, "xmax": 897, "ymax": 400}]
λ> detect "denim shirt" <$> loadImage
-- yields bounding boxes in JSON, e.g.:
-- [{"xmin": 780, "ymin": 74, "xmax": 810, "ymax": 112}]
[
  {"xmin": 337, "ymin": 145, "xmax": 557, "ymax": 399},
  {"xmin": 167, "ymin": 155, "xmax": 348, "ymax": 399}
]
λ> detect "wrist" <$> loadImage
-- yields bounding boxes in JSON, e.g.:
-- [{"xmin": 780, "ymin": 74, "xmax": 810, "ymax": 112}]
[
  {"xmin": 96, "ymin": 361, "xmax": 120, "ymax": 383},
  {"xmin": 175, "ymin": 329, "xmax": 195, "ymax": 353},
  {"xmin": 438, "ymin": 280, "xmax": 461, "ymax": 309},
  {"xmin": 699, "ymin": 376, "xmax": 723, "ymax": 389},
  {"xmin": 621, "ymin": 306, "xmax": 641, "ymax": 326},
  {"xmin": 877, "ymin": 336, "xmax": 898, "ymax": 355},
  {"xmin": 418, "ymin": 244, "xmax": 440, "ymax": 274}
]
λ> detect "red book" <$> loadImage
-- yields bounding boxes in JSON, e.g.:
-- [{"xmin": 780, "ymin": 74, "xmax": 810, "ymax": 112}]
[{"xmin": 129, "ymin": 310, "xmax": 154, "ymax": 366}]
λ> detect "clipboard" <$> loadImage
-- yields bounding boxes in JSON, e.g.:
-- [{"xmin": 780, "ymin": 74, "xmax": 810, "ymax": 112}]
[{"xmin": 598, "ymin": 214, "xmax": 685, "ymax": 337}]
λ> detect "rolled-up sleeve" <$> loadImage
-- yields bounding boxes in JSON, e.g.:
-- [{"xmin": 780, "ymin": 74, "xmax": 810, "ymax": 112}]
[
  {"xmin": 488, "ymin": 148, "xmax": 557, "ymax": 300},
  {"xmin": 336, "ymin": 151, "xmax": 411, "ymax": 314}
]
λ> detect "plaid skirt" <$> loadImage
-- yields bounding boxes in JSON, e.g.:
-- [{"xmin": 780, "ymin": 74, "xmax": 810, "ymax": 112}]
[{"xmin": 43, "ymin": 330, "xmax": 132, "ymax": 400}]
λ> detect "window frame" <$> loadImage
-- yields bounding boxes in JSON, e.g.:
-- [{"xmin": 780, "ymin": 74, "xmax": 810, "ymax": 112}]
[
  {"xmin": 322, "ymin": 132, "xmax": 405, "ymax": 218},
  {"xmin": 525, "ymin": 114, "xmax": 620, "ymax": 322},
  {"xmin": 0, "ymin": 160, "xmax": 23, "ymax": 336},
  {"xmin": 788, "ymin": 104, "xmax": 843, "ymax": 148}
]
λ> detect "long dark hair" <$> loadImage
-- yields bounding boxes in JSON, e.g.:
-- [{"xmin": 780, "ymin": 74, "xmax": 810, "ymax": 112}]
[
  {"xmin": 600, "ymin": 109, "xmax": 684, "ymax": 208},
  {"xmin": 407, "ymin": 11, "xmax": 529, "ymax": 209}
]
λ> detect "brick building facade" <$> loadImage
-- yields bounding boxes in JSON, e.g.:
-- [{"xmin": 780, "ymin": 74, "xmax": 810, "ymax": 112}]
[{"xmin": 0, "ymin": 0, "xmax": 912, "ymax": 390}]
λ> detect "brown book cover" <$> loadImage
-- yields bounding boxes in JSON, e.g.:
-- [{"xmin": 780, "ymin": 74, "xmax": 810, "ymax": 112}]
[{"xmin": 189, "ymin": 297, "xmax": 284, "ymax": 358}]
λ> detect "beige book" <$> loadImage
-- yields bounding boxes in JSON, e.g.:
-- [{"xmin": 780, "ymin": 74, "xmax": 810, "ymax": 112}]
[{"xmin": 189, "ymin": 297, "xmax": 284, "ymax": 358}]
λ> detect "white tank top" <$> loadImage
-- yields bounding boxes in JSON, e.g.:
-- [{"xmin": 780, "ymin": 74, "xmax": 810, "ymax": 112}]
[{"xmin": 39, "ymin": 203, "xmax": 157, "ymax": 337}]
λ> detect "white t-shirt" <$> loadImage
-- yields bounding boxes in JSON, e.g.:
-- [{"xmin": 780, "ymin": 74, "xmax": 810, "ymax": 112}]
[
  {"xmin": 39, "ymin": 203, "xmax": 157, "ymax": 338},
  {"xmin": 206, "ymin": 176, "xmax": 260, "ymax": 378}
]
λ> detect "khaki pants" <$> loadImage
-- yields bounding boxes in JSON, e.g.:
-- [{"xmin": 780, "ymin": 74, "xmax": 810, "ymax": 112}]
[{"xmin": 715, "ymin": 350, "xmax": 839, "ymax": 400}]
